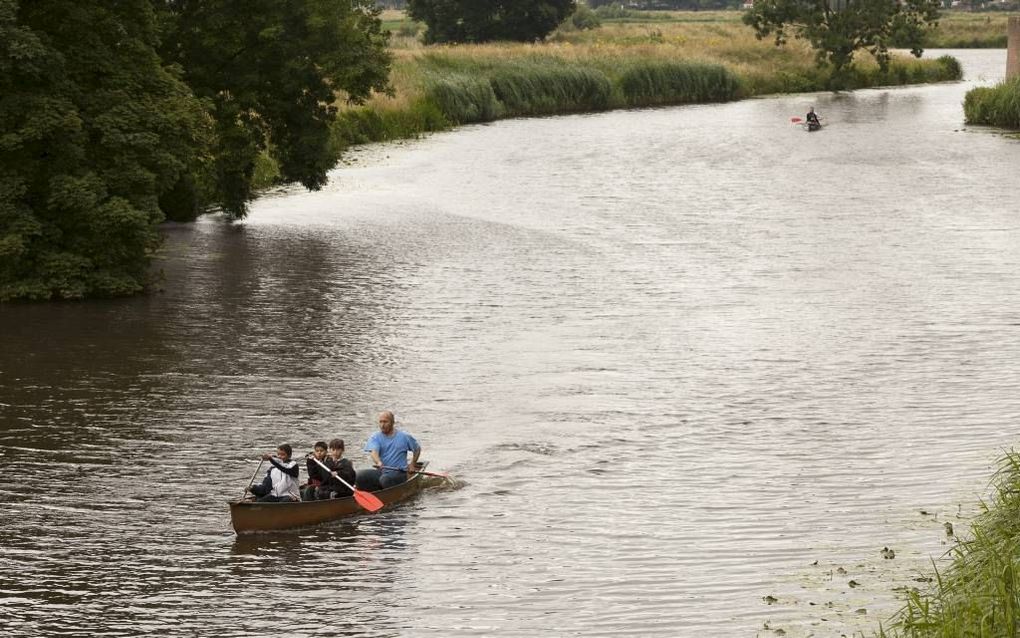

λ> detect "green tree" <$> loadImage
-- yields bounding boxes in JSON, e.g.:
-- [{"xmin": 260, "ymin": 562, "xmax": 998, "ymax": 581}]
[
  {"xmin": 407, "ymin": 0, "xmax": 577, "ymax": 43},
  {"xmin": 156, "ymin": 0, "xmax": 392, "ymax": 219},
  {"xmin": 743, "ymin": 0, "xmax": 941, "ymax": 81},
  {"xmin": 0, "ymin": 0, "xmax": 212, "ymax": 301}
]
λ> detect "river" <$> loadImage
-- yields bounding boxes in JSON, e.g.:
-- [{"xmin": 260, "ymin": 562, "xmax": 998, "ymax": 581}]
[{"xmin": 1, "ymin": 49, "xmax": 1018, "ymax": 637}]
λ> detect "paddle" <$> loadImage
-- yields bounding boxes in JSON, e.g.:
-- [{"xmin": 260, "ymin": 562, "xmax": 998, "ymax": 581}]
[
  {"xmin": 310, "ymin": 456, "xmax": 383, "ymax": 512},
  {"xmin": 242, "ymin": 459, "xmax": 265, "ymax": 499},
  {"xmin": 379, "ymin": 464, "xmax": 449, "ymax": 479},
  {"xmin": 790, "ymin": 116, "xmax": 803, "ymax": 123}
]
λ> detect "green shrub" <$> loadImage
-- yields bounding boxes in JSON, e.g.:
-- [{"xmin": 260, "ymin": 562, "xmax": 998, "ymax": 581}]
[{"xmin": 571, "ymin": 4, "xmax": 602, "ymax": 31}]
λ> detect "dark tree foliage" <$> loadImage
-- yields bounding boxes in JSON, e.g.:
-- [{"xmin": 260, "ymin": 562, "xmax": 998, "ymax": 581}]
[
  {"xmin": 743, "ymin": 0, "xmax": 941, "ymax": 78},
  {"xmin": 407, "ymin": 0, "xmax": 577, "ymax": 43},
  {"xmin": 0, "ymin": 0, "xmax": 211, "ymax": 301},
  {"xmin": 156, "ymin": 0, "xmax": 392, "ymax": 219}
]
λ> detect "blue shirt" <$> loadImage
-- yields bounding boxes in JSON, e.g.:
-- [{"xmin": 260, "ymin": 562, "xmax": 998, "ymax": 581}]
[{"xmin": 364, "ymin": 430, "xmax": 420, "ymax": 473}]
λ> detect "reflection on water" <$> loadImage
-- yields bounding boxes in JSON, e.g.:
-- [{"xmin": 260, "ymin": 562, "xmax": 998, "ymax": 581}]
[{"xmin": 2, "ymin": 50, "xmax": 1020, "ymax": 637}]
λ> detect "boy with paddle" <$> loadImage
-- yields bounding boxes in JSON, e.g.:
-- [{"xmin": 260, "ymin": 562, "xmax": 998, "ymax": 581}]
[
  {"xmin": 315, "ymin": 438, "xmax": 357, "ymax": 500},
  {"xmin": 246, "ymin": 444, "xmax": 301, "ymax": 502}
]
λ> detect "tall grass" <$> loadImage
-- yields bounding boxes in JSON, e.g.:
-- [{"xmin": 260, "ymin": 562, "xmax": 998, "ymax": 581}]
[
  {"xmin": 326, "ymin": 13, "xmax": 963, "ymax": 154},
  {"xmin": 879, "ymin": 450, "xmax": 1020, "ymax": 637},
  {"xmin": 964, "ymin": 77, "xmax": 1020, "ymax": 129},
  {"xmin": 618, "ymin": 60, "xmax": 742, "ymax": 105}
]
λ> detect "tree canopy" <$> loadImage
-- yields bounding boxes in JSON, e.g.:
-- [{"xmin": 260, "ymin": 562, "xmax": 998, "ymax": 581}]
[
  {"xmin": 743, "ymin": 0, "xmax": 941, "ymax": 79},
  {"xmin": 0, "ymin": 0, "xmax": 211, "ymax": 300},
  {"xmin": 1, "ymin": 0, "xmax": 392, "ymax": 301},
  {"xmin": 156, "ymin": 0, "xmax": 392, "ymax": 220},
  {"xmin": 407, "ymin": 0, "xmax": 577, "ymax": 44}
]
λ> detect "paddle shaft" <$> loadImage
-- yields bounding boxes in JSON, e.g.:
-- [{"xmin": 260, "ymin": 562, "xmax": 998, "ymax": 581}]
[
  {"xmin": 378, "ymin": 464, "xmax": 446, "ymax": 479},
  {"xmin": 243, "ymin": 459, "xmax": 265, "ymax": 498},
  {"xmin": 310, "ymin": 456, "xmax": 359, "ymax": 493},
  {"xmin": 310, "ymin": 456, "xmax": 384, "ymax": 512}
]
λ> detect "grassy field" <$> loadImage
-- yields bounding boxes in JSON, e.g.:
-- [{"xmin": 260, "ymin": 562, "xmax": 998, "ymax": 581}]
[{"xmin": 322, "ymin": 9, "xmax": 961, "ymax": 155}]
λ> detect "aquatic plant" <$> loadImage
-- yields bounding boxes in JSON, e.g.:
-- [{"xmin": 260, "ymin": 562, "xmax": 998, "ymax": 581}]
[
  {"xmin": 879, "ymin": 450, "xmax": 1020, "ymax": 637},
  {"xmin": 964, "ymin": 77, "xmax": 1020, "ymax": 130}
]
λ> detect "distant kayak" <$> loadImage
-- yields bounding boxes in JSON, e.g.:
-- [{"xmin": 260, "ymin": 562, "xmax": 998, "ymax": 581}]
[{"xmin": 806, "ymin": 120, "xmax": 821, "ymax": 132}]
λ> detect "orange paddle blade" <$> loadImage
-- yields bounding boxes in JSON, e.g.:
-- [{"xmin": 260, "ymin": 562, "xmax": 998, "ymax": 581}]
[
  {"xmin": 353, "ymin": 489, "xmax": 384, "ymax": 512},
  {"xmin": 790, "ymin": 117, "xmax": 802, "ymax": 123}
]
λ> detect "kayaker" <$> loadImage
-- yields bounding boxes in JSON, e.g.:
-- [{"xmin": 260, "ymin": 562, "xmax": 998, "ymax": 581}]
[
  {"xmin": 356, "ymin": 411, "xmax": 422, "ymax": 491},
  {"xmin": 302, "ymin": 441, "xmax": 328, "ymax": 501},
  {"xmin": 806, "ymin": 107, "xmax": 820, "ymax": 125},
  {"xmin": 316, "ymin": 438, "xmax": 357, "ymax": 499},
  {"xmin": 246, "ymin": 444, "xmax": 300, "ymax": 502}
]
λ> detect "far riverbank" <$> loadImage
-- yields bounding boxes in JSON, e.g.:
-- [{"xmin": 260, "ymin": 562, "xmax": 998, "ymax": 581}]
[
  {"xmin": 254, "ymin": 11, "xmax": 965, "ymax": 184},
  {"xmin": 331, "ymin": 13, "xmax": 963, "ymax": 153}
]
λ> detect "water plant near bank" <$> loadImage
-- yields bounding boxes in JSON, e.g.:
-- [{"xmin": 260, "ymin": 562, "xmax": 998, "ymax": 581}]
[
  {"xmin": 878, "ymin": 450, "xmax": 1020, "ymax": 637},
  {"xmin": 964, "ymin": 77, "xmax": 1020, "ymax": 129}
]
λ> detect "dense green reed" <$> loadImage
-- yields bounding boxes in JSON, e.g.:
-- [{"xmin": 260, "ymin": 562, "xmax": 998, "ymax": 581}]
[
  {"xmin": 618, "ymin": 61, "xmax": 743, "ymax": 105},
  {"xmin": 879, "ymin": 450, "xmax": 1020, "ymax": 638},
  {"xmin": 964, "ymin": 77, "xmax": 1020, "ymax": 129},
  {"xmin": 326, "ymin": 52, "xmax": 958, "ymax": 155}
]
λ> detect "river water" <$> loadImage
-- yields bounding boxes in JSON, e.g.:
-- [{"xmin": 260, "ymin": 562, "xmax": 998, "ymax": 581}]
[{"xmin": 2, "ymin": 49, "xmax": 1019, "ymax": 637}]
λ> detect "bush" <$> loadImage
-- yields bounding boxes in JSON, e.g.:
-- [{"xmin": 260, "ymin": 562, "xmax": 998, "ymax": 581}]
[{"xmin": 571, "ymin": 4, "xmax": 601, "ymax": 30}]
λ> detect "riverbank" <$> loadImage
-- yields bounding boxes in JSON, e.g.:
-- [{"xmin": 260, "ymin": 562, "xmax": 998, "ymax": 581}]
[
  {"xmin": 878, "ymin": 451, "xmax": 1020, "ymax": 637},
  {"xmin": 309, "ymin": 14, "xmax": 961, "ymax": 165}
]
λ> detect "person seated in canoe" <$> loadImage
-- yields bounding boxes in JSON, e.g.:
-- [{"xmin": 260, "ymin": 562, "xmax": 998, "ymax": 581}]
[
  {"xmin": 246, "ymin": 444, "xmax": 300, "ymax": 502},
  {"xmin": 302, "ymin": 441, "xmax": 328, "ymax": 501},
  {"xmin": 316, "ymin": 438, "xmax": 357, "ymax": 499},
  {"xmin": 806, "ymin": 107, "xmax": 821, "ymax": 127},
  {"xmin": 356, "ymin": 410, "xmax": 422, "ymax": 492}
]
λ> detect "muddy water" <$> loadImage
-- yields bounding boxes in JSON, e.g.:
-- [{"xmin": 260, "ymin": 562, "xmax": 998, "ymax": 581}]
[{"xmin": 2, "ymin": 50, "xmax": 1019, "ymax": 637}]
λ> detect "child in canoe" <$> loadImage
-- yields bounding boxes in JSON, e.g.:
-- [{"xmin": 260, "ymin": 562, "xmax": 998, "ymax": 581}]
[
  {"xmin": 316, "ymin": 438, "xmax": 357, "ymax": 499},
  {"xmin": 247, "ymin": 444, "xmax": 300, "ymax": 502}
]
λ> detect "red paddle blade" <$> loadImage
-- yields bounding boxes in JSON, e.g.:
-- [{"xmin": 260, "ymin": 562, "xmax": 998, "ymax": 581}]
[
  {"xmin": 790, "ymin": 117, "xmax": 802, "ymax": 123},
  {"xmin": 353, "ymin": 489, "xmax": 384, "ymax": 512}
]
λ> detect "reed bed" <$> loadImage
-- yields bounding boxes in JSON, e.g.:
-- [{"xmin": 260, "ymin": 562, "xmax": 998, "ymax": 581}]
[
  {"xmin": 326, "ymin": 17, "xmax": 961, "ymax": 154},
  {"xmin": 964, "ymin": 77, "xmax": 1020, "ymax": 129},
  {"xmin": 879, "ymin": 450, "xmax": 1020, "ymax": 638}
]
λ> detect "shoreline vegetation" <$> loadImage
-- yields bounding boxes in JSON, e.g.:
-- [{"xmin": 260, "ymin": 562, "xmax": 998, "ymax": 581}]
[
  {"xmin": 965, "ymin": 76, "xmax": 1020, "ymax": 129},
  {"xmin": 878, "ymin": 450, "xmax": 1020, "ymax": 637},
  {"xmin": 256, "ymin": 9, "xmax": 968, "ymax": 186}
]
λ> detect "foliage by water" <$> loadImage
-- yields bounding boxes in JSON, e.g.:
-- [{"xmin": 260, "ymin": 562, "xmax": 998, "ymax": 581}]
[
  {"xmin": 879, "ymin": 450, "xmax": 1020, "ymax": 638},
  {"xmin": 333, "ymin": 14, "xmax": 962, "ymax": 150},
  {"xmin": 0, "ymin": 0, "xmax": 209, "ymax": 301},
  {"xmin": 964, "ymin": 77, "xmax": 1020, "ymax": 129},
  {"xmin": 743, "ymin": 0, "xmax": 942, "ymax": 76},
  {"xmin": 1, "ymin": 0, "xmax": 392, "ymax": 301}
]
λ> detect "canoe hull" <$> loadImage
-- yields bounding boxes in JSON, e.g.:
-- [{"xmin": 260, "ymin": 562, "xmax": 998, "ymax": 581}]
[{"xmin": 229, "ymin": 472, "xmax": 426, "ymax": 534}]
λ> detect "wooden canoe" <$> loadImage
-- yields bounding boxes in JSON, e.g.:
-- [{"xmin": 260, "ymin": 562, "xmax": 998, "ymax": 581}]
[{"xmin": 229, "ymin": 468, "xmax": 429, "ymax": 534}]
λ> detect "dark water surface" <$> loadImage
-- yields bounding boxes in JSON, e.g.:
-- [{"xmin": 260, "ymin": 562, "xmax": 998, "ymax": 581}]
[{"xmin": 2, "ymin": 50, "xmax": 1019, "ymax": 637}]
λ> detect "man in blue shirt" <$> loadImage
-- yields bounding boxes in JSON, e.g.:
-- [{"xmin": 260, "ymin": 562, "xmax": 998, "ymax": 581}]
[{"xmin": 356, "ymin": 410, "xmax": 422, "ymax": 491}]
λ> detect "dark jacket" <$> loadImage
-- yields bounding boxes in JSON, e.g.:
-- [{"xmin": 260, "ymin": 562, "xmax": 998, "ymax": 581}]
[
  {"xmin": 306, "ymin": 457, "xmax": 328, "ymax": 487},
  {"xmin": 318, "ymin": 457, "xmax": 356, "ymax": 497}
]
